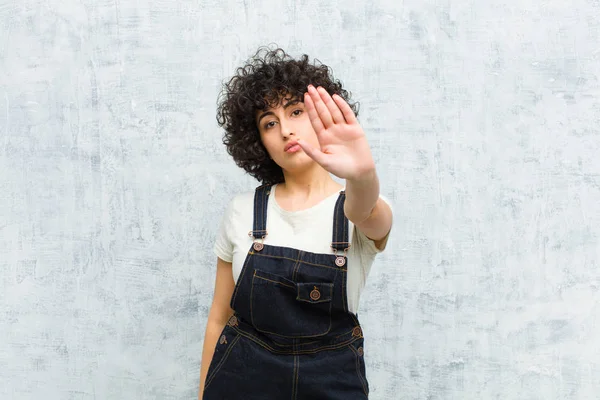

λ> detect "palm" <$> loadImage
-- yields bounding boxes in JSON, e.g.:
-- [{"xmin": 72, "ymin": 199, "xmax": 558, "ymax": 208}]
[{"xmin": 298, "ymin": 85, "xmax": 375, "ymax": 180}]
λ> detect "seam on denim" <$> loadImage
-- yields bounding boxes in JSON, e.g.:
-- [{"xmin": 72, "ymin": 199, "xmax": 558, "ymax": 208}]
[
  {"xmin": 251, "ymin": 253, "xmax": 347, "ymax": 271},
  {"xmin": 333, "ymin": 195, "xmax": 339, "ymax": 251},
  {"xmin": 230, "ymin": 247, "xmax": 254, "ymax": 308},
  {"xmin": 343, "ymin": 193, "xmax": 348, "ymax": 248},
  {"xmin": 260, "ymin": 185, "xmax": 266, "ymax": 235},
  {"xmin": 291, "ymin": 350, "xmax": 299, "ymax": 400},
  {"xmin": 349, "ymin": 344, "xmax": 369, "ymax": 396},
  {"xmin": 233, "ymin": 328, "xmax": 360, "ymax": 355},
  {"xmin": 249, "ymin": 271, "xmax": 333, "ymax": 339},
  {"xmin": 341, "ymin": 267, "xmax": 349, "ymax": 313},
  {"xmin": 204, "ymin": 333, "xmax": 242, "ymax": 389},
  {"xmin": 253, "ymin": 273, "xmax": 295, "ymax": 289},
  {"xmin": 296, "ymin": 283, "xmax": 333, "ymax": 303},
  {"xmin": 333, "ymin": 326, "xmax": 357, "ymax": 339},
  {"xmin": 250, "ymin": 295, "xmax": 333, "ymax": 339},
  {"xmin": 291, "ymin": 251, "xmax": 302, "ymax": 281},
  {"xmin": 231, "ymin": 324, "xmax": 359, "ymax": 348}
]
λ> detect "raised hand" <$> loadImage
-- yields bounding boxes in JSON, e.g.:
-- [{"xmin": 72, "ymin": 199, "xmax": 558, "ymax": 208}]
[{"xmin": 297, "ymin": 85, "xmax": 376, "ymax": 181}]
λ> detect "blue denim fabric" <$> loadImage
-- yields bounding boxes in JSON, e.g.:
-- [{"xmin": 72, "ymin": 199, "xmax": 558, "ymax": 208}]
[{"xmin": 203, "ymin": 185, "xmax": 369, "ymax": 399}]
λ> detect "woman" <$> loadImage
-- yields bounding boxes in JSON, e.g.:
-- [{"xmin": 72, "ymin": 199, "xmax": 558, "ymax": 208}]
[{"xmin": 199, "ymin": 47, "xmax": 393, "ymax": 399}]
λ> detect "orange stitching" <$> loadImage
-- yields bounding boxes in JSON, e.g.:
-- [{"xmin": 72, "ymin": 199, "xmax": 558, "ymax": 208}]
[
  {"xmin": 343, "ymin": 193, "xmax": 348, "ymax": 251},
  {"xmin": 333, "ymin": 195, "xmax": 338, "ymax": 253},
  {"xmin": 260, "ymin": 186, "xmax": 266, "ymax": 236},
  {"xmin": 254, "ymin": 275, "xmax": 295, "ymax": 289},
  {"xmin": 231, "ymin": 327, "xmax": 361, "ymax": 355},
  {"xmin": 333, "ymin": 326, "xmax": 356, "ymax": 339},
  {"xmin": 204, "ymin": 333, "xmax": 242, "ymax": 389},
  {"xmin": 250, "ymin": 272, "xmax": 332, "ymax": 338},
  {"xmin": 291, "ymin": 251, "xmax": 302, "ymax": 281},
  {"xmin": 349, "ymin": 344, "xmax": 369, "ymax": 396},
  {"xmin": 342, "ymin": 267, "xmax": 348, "ymax": 312},
  {"xmin": 251, "ymin": 253, "xmax": 347, "ymax": 271},
  {"xmin": 230, "ymin": 248, "xmax": 254, "ymax": 308},
  {"xmin": 296, "ymin": 283, "xmax": 333, "ymax": 303}
]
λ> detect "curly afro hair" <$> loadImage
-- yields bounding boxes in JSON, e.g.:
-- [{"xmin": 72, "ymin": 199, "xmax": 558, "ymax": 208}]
[{"xmin": 216, "ymin": 46, "xmax": 359, "ymax": 185}]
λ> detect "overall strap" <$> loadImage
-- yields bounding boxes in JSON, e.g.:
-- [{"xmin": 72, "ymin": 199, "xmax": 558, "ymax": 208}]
[
  {"xmin": 251, "ymin": 184, "xmax": 271, "ymax": 241},
  {"xmin": 331, "ymin": 191, "xmax": 350, "ymax": 266}
]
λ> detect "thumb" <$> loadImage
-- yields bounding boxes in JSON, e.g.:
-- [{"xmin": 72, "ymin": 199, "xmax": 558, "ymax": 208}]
[{"xmin": 297, "ymin": 139, "xmax": 328, "ymax": 166}]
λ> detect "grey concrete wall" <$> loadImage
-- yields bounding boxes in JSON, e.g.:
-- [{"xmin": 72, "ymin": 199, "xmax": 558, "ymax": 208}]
[{"xmin": 1, "ymin": 0, "xmax": 599, "ymax": 399}]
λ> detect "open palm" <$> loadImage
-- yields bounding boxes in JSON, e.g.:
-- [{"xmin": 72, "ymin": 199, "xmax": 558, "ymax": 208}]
[{"xmin": 297, "ymin": 85, "xmax": 376, "ymax": 181}]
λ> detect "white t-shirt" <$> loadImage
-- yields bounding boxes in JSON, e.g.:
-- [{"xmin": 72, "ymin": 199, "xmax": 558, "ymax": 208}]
[{"xmin": 213, "ymin": 184, "xmax": 390, "ymax": 314}]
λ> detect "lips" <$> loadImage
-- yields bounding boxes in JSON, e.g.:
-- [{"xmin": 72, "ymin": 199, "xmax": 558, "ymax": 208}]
[{"xmin": 284, "ymin": 140, "xmax": 300, "ymax": 152}]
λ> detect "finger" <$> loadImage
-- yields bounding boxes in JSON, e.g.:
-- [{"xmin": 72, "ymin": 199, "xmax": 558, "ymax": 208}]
[
  {"xmin": 296, "ymin": 138, "xmax": 328, "ymax": 166},
  {"xmin": 307, "ymin": 85, "xmax": 334, "ymax": 128},
  {"xmin": 304, "ymin": 91, "xmax": 325, "ymax": 134},
  {"xmin": 317, "ymin": 87, "xmax": 345, "ymax": 124},
  {"xmin": 332, "ymin": 94, "xmax": 358, "ymax": 125}
]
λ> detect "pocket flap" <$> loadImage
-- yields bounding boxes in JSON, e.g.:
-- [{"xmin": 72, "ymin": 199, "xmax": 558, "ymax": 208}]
[{"xmin": 296, "ymin": 282, "xmax": 333, "ymax": 303}]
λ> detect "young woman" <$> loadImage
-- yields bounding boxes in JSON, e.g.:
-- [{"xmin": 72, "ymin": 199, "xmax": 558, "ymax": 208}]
[{"xmin": 198, "ymin": 47, "xmax": 393, "ymax": 399}]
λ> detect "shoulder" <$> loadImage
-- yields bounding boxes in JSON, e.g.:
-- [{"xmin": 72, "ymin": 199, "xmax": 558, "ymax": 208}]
[
  {"xmin": 232, "ymin": 189, "xmax": 255, "ymax": 208},
  {"xmin": 220, "ymin": 189, "xmax": 252, "ymax": 218},
  {"xmin": 222, "ymin": 185, "xmax": 271, "ymax": 218}
]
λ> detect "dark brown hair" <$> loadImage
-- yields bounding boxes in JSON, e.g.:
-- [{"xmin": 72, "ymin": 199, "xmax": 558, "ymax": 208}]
[{"xmin": 216, "ymin": 46, "xmax": 359, "ymax": 185}]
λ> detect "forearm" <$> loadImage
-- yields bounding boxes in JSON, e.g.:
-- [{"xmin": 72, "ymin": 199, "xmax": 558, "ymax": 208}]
[
  {"xmin": 344, "ymin": 167, "xmax": 393, "ymax": 245},
  {"xmin": 344, "ymin": 168, "xmax": 380, "ymax": 224}
]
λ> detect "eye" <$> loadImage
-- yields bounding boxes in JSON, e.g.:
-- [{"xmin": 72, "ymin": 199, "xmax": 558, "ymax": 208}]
[
  {"xmin": 291, "ymin": 109, "xmax": 303, "ymax": 117},
  {"xmin": 264, "ymin": 121, "xmax": 277, "ymax": 130}
]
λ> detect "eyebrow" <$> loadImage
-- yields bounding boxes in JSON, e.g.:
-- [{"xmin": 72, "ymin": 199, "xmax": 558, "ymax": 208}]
[{"xmin": 257, "ymin": 99, "xmax": 302, "ymax": 124}]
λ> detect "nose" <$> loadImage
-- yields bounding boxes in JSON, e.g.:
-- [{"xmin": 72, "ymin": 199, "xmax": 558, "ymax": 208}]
[{"xmin": 279, "ymin": 119, "xmax": 295, "ymax": 138}]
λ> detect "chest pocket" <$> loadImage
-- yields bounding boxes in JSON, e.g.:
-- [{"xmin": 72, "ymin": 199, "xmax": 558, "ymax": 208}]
[{"xmin": 250, "ymin": 269, "xmax": 334, "ymax": 338}]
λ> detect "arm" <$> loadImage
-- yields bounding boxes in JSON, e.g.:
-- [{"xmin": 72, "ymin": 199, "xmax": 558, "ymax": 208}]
[
  {"xmin": 198, "ymin": 257, "xmax": 235, "ymax": 399},
  {"xmin": 344, "ymin": 169, "xmax": 393, "ymax": 250},
  {"xmin": 297, "ymin": 85, "xmax": 393, "ymax": 249}
]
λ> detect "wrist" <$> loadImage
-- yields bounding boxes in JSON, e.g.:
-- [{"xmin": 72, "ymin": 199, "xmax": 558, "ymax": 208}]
[{"xmin": 346, "ymin": 166, "xmax": 377, "ymax": 187}]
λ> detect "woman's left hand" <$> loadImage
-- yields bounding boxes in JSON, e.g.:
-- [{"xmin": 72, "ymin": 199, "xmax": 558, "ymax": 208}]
[{"xmin": 297, "ymin": 85, "xmax": 376, "ymax": 181}]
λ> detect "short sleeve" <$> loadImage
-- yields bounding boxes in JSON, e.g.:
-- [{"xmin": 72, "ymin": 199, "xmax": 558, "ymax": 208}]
[{"xmin": 213, "ymin": 197, "xmax": 236, "ymax": 262}]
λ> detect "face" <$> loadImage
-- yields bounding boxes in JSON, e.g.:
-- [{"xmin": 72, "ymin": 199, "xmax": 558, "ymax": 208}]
[{"xmin": 255, "ymin": 95, "xmax": 320, "ymax": 173}]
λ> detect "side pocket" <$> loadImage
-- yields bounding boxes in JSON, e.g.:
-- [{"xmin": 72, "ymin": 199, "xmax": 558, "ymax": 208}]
[
  {"xmin": 204, "ymin": 328, "xmax": 242, "ymax": 390},
  {"xmin": 349, "ymin": 341, "xmax": 369, "ymax": 397}
]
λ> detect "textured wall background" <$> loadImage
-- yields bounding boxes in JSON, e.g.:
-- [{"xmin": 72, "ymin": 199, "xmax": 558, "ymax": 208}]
[{"xmin": 1, "ymin": 0, "xmax": 599, "ymax": 399}]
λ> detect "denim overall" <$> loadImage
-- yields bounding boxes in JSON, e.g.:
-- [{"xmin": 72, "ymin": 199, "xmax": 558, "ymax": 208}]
[{"xmin": 203, "ymin": 185, "xmax": 369, "ymax": 399}]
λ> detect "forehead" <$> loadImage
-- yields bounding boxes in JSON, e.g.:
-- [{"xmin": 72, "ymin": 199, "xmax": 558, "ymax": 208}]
[
  {"xmin": 255, "ymin": 94, "xmax": 303, "ymax": 119},
  {"xmin": 263, "ymin": 93, "xmax": 300, "ymax": 110}
]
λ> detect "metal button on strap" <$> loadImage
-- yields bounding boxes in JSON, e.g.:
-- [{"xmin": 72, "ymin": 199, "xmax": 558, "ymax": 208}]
[
  {"xmin": 352, "ymin": 326, "xmax": 363, "ymax": 338},
  {"xmin": 253, "ymin": 242, "xmax": 264, "ymax": 251},
  {"xmin": 310, "ymin": 286, "xmax": 321, "ymax": 301},
  {"xmin": 227, "ymin": 315, "xmax": 238, "ymax": 327},
  {"xmin": 357, "ymin": 347, "xmax": 364, "ymax": 356},
  {"xmin": 335, "ymin": 256, "xmax": 346, "ymax": 267},
  {"xmin": 219, "ymin": 335, "xmax": 227, "ymax": 345}
]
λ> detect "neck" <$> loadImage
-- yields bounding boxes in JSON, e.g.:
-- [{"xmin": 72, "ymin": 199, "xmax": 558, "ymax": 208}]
[{"xmin": 278, "ymin": 164, "xmax": 342, "ymax": 201}]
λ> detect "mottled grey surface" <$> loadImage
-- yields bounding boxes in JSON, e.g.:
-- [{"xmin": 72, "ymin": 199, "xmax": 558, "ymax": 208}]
[{"xmin": 1, "ymin": 0, "xmax": 599, "ymax": 399}]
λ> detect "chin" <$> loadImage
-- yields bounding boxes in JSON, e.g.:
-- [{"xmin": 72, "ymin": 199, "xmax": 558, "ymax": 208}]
[{"xmin": 281, "ymin": 156, "xmax": 319, "ymax": 173}]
